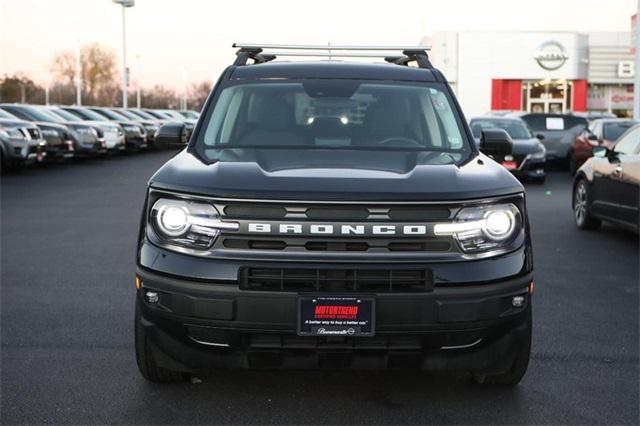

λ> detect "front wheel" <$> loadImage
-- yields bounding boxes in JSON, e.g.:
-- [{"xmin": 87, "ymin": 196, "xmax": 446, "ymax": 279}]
[
  {"xmin": 135, "ymin": 302, "xmax": 188, "ymax": 383},
  {"xmin": 473, "ymin": 304, "xmax": 531, "ymax": 386},
  {"xmin": 573, "ymin": 179, "xmax": 601, "ymax": 230}
]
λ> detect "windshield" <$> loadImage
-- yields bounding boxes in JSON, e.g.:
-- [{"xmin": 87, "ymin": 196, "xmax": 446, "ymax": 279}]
[
  {"xmin": 49, "ymin": 108, "xmax": 81, "ymax": 122},
  {"xmin": 128, "ymin": 109, "xmax": 158, "ymax": 120},
  {"xmin": 115, "ymin": 109, "xmax": 142, "ymax": 120},
  {"xmin": 470, "ymin": 119, "xmax": 533, "ymax": 139},
  {"xmin": 603, "ymin": 121, "xmax": 636, "ymax": 141},
  {"xmin": 146, "ymin": 110, "xmax": 174, "ymax": 120},
  {"xmin": 0, "ymin": 109, "xmax": 18, "ymax": 119},
  {"xmin": 66, "ymin": 108, "xmax": 108, "ymax": 121},
  {"xmin": 92, "ymin": 108, "xmax": 128, "ymax": 121},
  {"xmin": 199, "ymin": 80, "xmax": 469, "ymax": 161},
  {"xmin": 521, "ymin": 114, "xmax": 587, "ymax": 132}
]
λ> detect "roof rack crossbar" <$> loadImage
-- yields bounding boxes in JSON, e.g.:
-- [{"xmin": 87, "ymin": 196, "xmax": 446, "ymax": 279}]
[
  {"xmin": 231, "ymin": 43, "xmax": 433, "ymax": 69},
  {"xmin": 232, "ymin": 43, "xmax": 430, "ymax": 51}
]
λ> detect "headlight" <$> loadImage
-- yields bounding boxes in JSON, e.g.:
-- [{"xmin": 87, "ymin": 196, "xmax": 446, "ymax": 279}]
[
  {"xmin": 434, "ymin": 203, "xmax": 521, "ymax": 253},
  {"xmin": 528, "ymin": 144, "xmax": 546, "ymax": 160},
  {"xmin": 149, "ymin": 198, "xmax": 239, "ymax": 250}
]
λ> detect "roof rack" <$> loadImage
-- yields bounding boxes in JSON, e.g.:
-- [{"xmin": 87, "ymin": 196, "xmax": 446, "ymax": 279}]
[{"xmin": 232, "ymin": 43, "xmax": 433, "ymax": 69}]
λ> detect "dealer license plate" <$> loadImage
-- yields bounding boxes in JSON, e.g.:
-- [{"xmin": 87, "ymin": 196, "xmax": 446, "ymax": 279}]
[{"xmin": 297, "ymin": 296, "xmax": 375, "ymax": 337}]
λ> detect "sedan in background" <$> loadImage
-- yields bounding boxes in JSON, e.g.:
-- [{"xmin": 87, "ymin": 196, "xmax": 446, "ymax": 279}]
[
  {"xmin": 470, "ymin": 116, "xmax": 546, "ymax": 182},
  {"xmin": 86, "ymin": 107, "xmax": 149, "ymax": 150},
  {"xmin": 569, "ymin": 118, "xmax": 637, "ymax": 174},
  {"xmin": 573, "ymin": 124, "xmax": 639, "ymax": 232},
  {"xmin": 0, "ymin": 106, "xmax": 74, "ymax": 162},
  {"xmin": 0, "ymin": 115, "xmax": 46, "ymax": 172},
  {"xmin": 61, "ymin": 106, "xmax": 146, "ymax": 151},
  {"xmin": 520, "ymin": 113, "xmax": 588, "ymax": 166},
  {"xmin": 46, "ymin": 106, "xmax": 124, "ymax": 153},
  {"xmin": 0, "ymin": 104, "xmax": 103, "ymax": 158}
]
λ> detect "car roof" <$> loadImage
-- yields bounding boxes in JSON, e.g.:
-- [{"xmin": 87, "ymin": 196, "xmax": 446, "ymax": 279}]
[
  {"xmin": 229, "ymin": 61, "xmax": 439, "ymax": 82},
  {"xmin": 470, "ymin": 116, "xmax": 525, "ymax": 123},
  {"xmin": 590, "ymin": 118, "xmax": 637, "ymax": 124}
]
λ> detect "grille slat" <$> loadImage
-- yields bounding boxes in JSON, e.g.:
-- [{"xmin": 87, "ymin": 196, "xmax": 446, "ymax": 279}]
[{"xmin": 241, "ymin": 267, "xmax": 434, "ymax": 293}]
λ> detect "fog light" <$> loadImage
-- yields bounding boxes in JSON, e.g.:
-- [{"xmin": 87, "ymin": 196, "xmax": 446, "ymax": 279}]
[
  {"xmin": 145, "ymin": 291, "xmax": 159, "ymax": 304},
  {"xmin": 512, "ymin": 296, "xmax": 525, "ymax": 307}
]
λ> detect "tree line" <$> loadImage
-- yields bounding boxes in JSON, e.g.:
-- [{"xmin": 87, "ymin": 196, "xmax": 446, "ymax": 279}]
[{"xmin": 0, "ymin": 43, "xmax": 212, "ymax": 110}]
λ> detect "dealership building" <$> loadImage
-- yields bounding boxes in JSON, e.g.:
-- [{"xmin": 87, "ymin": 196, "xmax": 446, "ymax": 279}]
[{"xmin": 421, "ymin": 31, "xmax": 634, "ymax": 118}]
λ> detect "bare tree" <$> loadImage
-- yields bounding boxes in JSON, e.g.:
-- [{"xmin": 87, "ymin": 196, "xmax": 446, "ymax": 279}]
[
  {"xmin": 51, "ymin": 43, "xmax": 118, "ymax": 104},
  {"xmin": 187, "ymin": 81, "xmax": 213, "ymax": 111}
]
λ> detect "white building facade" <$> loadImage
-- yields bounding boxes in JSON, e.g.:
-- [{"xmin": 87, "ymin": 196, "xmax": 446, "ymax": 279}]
[{"xmin": 422, "ymin": 31, "xmax": 633, "ymax": 118}]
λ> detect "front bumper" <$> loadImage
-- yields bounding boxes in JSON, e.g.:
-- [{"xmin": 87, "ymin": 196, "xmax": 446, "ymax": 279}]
[
  {"xmin": 513, "ymin": 157, "xmax": 545, "ymax": 180},
  {"xmin": 136, "ymin": 243, "xmax": 533, "ymax": 372}
]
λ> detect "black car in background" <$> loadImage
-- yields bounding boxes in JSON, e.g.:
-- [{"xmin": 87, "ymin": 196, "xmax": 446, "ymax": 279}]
[
  {"xmin": 46, "ymin": 106, "xmax": 124, "ymax": 153},
  {"xmin": 520, "ymin": 113, "xmax": 588, "ymax": 166},
  {"xmin": 470, "ymin": 116, "xmax": 546, "ymax": 182},
  {"xmin": 0, "ymin": 104, "xmax": 103, "ymax": 158},
  {"xmin": 61, "ymin": 106, "xmax": 146, "ymax": 151},
  {"xmin": 573, "ymin": 123, "xmax": 640, "ymax": 232},
  {"xmin": 109, "ymin": 108, "xmax": 160, "ymax": 148},
  {"xmin": 0, "ymin": 106, "xmax": 74, "ymax": 162},
  {"xmin": 0, "ymin": 114, "xmax": 46, "ymax": 172}
]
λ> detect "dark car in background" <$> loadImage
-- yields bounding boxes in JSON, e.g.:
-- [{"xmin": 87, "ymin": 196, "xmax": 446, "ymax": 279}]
[
  {"xmin": 109, "ymin": 108, "xmax": 160, "ymax": 148},
  {"xmin": 573, "ymin": 124, "xmax": 639, "ymax": 232},
  {"xmin": 0, "ymin": 104, "xmax": 103, "ymax": 158},
  {"xmin": 0, "ymin": 114, "xmax": 46, "ymax": 172},
  {"xmin": 61, "ymin": 106, "xmax": 145, "ymax": 151},
  {"xmin": 520, "ymin": 113, "xmax": 588, "ymax": 166},
  {"xmin": 46, "ymin": 106, "xmax": 124, "ymax": 153},
  {"xmin": 569, "ymin": 118, "xmax": 637, "ymax": 174},
  {"xmin": 470, "ymin": 116, "xmax": 546, "ymax": 182},
  {"xmin": 0, "ymin": 106, "xmax": 74, "ymax": 162}
]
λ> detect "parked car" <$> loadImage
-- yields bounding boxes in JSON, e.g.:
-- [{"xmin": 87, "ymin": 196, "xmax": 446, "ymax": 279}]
[
  {"xmin": 46, "ymin": 106, "xmax": 124, "ymax": 153},
  {"xmin": 135, "ymin": 45, "xmax": 533, "ymax": 386},
  {"xmin": 573, "ymin": 124, "xmax": 639, "ymax": 232},
  {"xmin": 0, "ymin": 104, "xmax": 103, "ymax": 158},
  {"xmin": 145, "ymin": 109, "xmax": 196, "ymax": 143},
  {"xmin": 0, "ymin": 115, "xmax": 46, "ymax": 172},
  {"xmin": 109, "ymin": 108, "xmax": 160, "ymax": 148},
  {"xmin": 61, "ymin": 106, "xmax": 146, "ymax": 151},
  {"xmin": 0, "ymin": 106, "xmax": 74, "ymax": 162},
  {"xmin": 520, "ymin": 113, "xmax": 588, "ymax": 166},
  {"xmin": 470, "ymin": 116, "xmax": 546, "ymax": 182},
  {"xmin": 569, "ymin": 118, "xmax": 637, "ymax": 174},
  {"xmin": 176, "ymin": 110, "xmax": 200, "ymax": 120}
]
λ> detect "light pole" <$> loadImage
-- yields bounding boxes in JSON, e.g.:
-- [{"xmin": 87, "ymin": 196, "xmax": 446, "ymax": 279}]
[
  {"xmin": 112, "ymin": 0, "xmax": 135, "ymax": 108},
  {"xmin": 635, "ymin": 0, "xmax": 640, "ymax": 120},
  {"xmin": 135, "ymin": 53, "xmax": 142, "ymax": 108}
]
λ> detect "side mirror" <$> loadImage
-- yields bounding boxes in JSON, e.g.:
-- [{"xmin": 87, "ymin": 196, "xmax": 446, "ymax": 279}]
[
  {"xmin": 592, "ymin": 146, "xmax": 609, "ymax": 158},
  {"xmin": 535, "ymin": 133, "xmax": 545, "ymax": 140},
  {"xmin": 155, "ymin": 122, "xmax": 187, "ymax": 150},
  {"xmin": 480, "ymin": 129, "xmax": 513, "ymax": 157}
]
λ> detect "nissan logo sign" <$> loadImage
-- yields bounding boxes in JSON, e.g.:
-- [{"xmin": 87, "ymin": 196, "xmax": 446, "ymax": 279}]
[{"xmin": 534, "ymin": 41, "xmax": 569, "ymax": 71}]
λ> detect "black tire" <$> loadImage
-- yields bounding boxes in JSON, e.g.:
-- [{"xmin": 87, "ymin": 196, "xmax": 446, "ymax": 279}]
[
  {"xmin": 474, "ymin": 304, "xmax": 532, "ymax": 386},
  {"xmin": 568, "ymin": 152, "xmax": 578, "ymax": 175},
  {"xmin": 135, "ymin": 302, "xmax": 188, "ymax": 383},
  {"xmin": 573, "ymin": 178, "xmax": 601, "ymax": 230}
]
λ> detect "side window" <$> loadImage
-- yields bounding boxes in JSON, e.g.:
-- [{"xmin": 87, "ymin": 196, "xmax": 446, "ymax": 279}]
[{"xmin": 614, "ymin": 127, "xmax": 640, "ymax": 155}]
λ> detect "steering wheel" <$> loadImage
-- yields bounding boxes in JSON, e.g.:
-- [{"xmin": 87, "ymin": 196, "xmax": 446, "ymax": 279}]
[{"xmin": 377, "ymin": 137, "xmax": 423, "ymax": 147}]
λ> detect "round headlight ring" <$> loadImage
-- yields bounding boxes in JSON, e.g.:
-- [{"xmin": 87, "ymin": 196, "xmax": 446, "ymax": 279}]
[
  {"xmin": 156, "ymin": 205, "xmax": 190, "ymax": 237},
  {"xmin": 483, "ymin": 208, "xmax": 515, "ymax": 240}
]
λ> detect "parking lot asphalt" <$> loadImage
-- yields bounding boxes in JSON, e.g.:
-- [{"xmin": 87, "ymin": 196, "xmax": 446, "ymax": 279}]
[{"xmin": 1, "ymin": 151, "xmax": 638, "ymax": 425}]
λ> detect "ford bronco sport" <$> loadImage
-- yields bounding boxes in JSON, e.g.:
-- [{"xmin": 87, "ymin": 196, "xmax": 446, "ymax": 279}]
[{"xmin": 135, "ymin": 44, "xmax": 534, "ymax": 385}]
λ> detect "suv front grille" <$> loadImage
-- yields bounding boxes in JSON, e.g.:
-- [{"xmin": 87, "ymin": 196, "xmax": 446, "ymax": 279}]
[
  {"xmin": 240, "ymin": 267, "xmax": 434, "ymax": 293},
  {"xmin": 222, "ymin": 237, "xmax": 451, "ymax": 252}
]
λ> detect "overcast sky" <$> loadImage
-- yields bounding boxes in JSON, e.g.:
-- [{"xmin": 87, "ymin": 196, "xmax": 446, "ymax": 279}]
[{"xmin": 0, "ymin": 0, "xmax": 636, "ymax": 89}]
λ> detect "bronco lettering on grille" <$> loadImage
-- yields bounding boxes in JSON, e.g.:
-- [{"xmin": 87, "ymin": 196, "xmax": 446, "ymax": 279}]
[{"xmin": 246, "ymin": 223, "xmax": 428, "ymax": 236}]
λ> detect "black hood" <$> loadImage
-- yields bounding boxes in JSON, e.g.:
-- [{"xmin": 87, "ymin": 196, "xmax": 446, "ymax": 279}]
[{"xmin": 149, "ymin": 149, "xmax": 523, "ymax": 201}]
